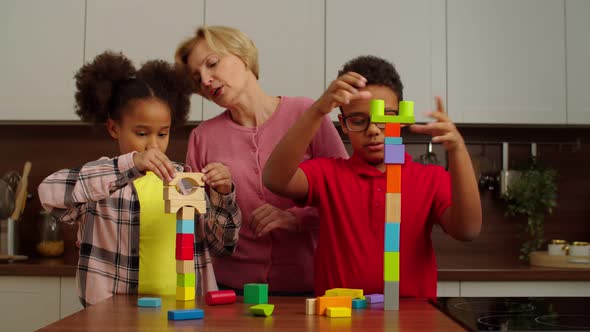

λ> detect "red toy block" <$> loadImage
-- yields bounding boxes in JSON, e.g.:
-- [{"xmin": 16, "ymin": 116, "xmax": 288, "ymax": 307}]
[
  {"xmin": 176, "ymin": 233, "xmax": 194, "ymax": 248},
  {"xmin": 176, "ymin": 246, "xmax": 193, "ymax": 260},
  {"xmin": 385, "ymin": 123, "xmax": 400, "ymax": 137},
  {"xmin": 205, "ymin": 290, "xmax": 236, "ymax": 305}
]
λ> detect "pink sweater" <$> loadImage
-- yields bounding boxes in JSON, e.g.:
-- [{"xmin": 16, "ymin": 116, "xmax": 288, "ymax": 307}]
[{"xmin": 186, "ymin": 96, "xmax": 348, "ymax": 292}]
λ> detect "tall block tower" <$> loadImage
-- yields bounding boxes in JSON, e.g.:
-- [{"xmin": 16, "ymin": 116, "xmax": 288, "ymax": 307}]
[
  {"xmin": 370, "ymin": 99, "xmax": 415, "ymax": 310},
  {"xmin": 164, "ymin": 173, "xmax": 207, "ymax": 301}
]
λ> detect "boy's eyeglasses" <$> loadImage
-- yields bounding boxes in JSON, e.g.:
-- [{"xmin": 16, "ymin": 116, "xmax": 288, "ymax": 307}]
[{"xmin": 343, "ymin": 111, "xmax": 398, "ymax": 132}]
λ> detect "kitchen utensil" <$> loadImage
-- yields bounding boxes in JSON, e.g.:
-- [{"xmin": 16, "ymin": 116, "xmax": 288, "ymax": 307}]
[
  {"xmin": 2, "ymin": 161, "xmax": 31, "ymax": 256},
  {"xmin": 419, "ymin": 142, "xmax": 439, "ymax": 165},
  {"xmin": 2, "ymin": 170, "xmax": 21, "ymax": 193},
  {"xmin": 0, "ymin": 179, "xmax": 15, "ymax": 219}
]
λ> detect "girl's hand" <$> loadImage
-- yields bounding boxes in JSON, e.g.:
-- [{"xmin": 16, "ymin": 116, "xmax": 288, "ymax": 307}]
[
  {"xmin": 311, "ymin": 72, "xmax": 372, "ymax": 115},
  {"xmin": 202, "ymin": 162, "xmax": 232, "ymax": 195},
  {"xmin": 133, "ymin": 148, "xmax": 176, "ymax": 181},
  {"xmin": 409, "ymin": 96, "xmax": 466, "ymax": 153}
]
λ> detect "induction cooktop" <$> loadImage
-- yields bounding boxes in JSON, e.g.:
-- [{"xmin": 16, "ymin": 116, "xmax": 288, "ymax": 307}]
[{"xmin": 430, "ymin": 297, "xmax": 590, "ymax": 331}]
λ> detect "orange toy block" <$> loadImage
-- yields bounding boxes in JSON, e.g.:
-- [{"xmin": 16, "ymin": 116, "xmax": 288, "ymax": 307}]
[
  {"xmin": 316, "ymin": 296, "xmax": 352, "ymax": 315},
  {"xmin": 386, "ymin": 164, "xmax": 401, "ymax": 193},
  {"xmin": 385, "ymin": 123, "xmax": 401, "ymax": 137},
  {"xmin": 385, "ymin": 193, "xmax": 401, "ymax": 223}
]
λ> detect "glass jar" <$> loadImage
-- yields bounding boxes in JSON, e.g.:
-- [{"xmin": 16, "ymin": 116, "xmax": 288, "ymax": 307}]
[{"xmin": 37, "ymin": 211, "xmax": 64, "ymax": 257}]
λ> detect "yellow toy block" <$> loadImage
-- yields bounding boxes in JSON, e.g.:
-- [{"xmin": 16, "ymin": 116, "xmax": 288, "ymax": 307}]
[
  {"xmin": 384, "ymin": 252, "xmax": 400, "ymax": 281},
  {"xmin": 316, "ymin": 296, "xmax": 352, "ymax": 315},
  {"xmin": 385, "ymin": 193, "xmax": 401, "ymax": 223},
  {"xmin": 326, "ymin": 307, "xmax": 352, "ymax": 318},
  {"xmin": 176, "ymin": 286, "xmax": 195, "ymax": 301},
  {"xmin": 305, "ymin": 298, "xmax": 316, "ymax": 315},
  {"xmin": 325, "ymin": 288, "xmax": 365, "ymax": 300},
  {"xmin": 176, "ymin": 260, "xmax": 194, "ymax": 274}
]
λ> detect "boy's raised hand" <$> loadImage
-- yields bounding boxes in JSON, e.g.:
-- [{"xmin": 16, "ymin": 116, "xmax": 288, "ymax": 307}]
[
  {"xmin": 133, "ymin": 148, "xmax": 176, "ymax": 182},
  {"xmin": 312, "ymin": 72, "xmax": 372, "ymax": 114},
  {"xmin": 201, "ymin": 162, "xmax": 232, "ymax": 195},
  {"xmin": 409, "ymin": 96, "xmax": 466, "ymax": 153}
]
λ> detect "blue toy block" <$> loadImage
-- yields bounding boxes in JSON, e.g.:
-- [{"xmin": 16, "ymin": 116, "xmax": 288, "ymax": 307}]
[
  {"xmin": 137, "ymin": 297, "xmax": 161, "ymax": 307},
  {"xmin": 384, "ymin": 144, "xmax": 405, "ymax": 164},
  {"xmin": 176, "ymin": 220, "xmax": 195, "ymax": 234},
  {"xmin": 384, "ymin": 137, "xmax": 403, "ymax": 145},
  {"xmin": 168, "ymin": 309, "xmax": 204, "ymax": 321},
  {"xmin": 352, "ymin": 298, "xmax": 367, "ymax": 309},
  {"xmin": 384, "ymin": 223, "xmax": 400, "ymax": 252}
]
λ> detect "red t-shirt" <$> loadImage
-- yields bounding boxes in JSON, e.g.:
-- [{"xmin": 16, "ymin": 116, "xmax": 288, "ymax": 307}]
[{"xmin": 299, "ymin": 153, "xmax": 451, "ymax": 298}]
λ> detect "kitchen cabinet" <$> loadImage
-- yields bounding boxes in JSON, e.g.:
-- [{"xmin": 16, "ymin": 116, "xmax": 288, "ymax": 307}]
[
  {"xmin": 0, "ymin": 1, "xmax": 85, "ymax": 121},
  {"xmin": 460, "ymin": 281, "xmax": 590, "ymax": 297},
  {"xmin": 447, "ymin": 0, "xmax": 566, "ymax": 124},
  {"xmin": 437, "ymin": 281, "xmax": 460, "ymax": 297},
  {"xmin": 85, "ymin": 0, "xmax": 204, "ymax": 121},
  {"xmin": 326, "ymin": 0, "xmax": 446, "ymax": 123},
  {"xmin": 566, "ymin": 0, "xmax": 590, "ymax": 124},
  {"xmin": 60, "ymin": 277, "xmax": 82, "ymax": 318},
  {"xmin": 203, "ymin": 0, "xmax": 325, "ymax": 120}
]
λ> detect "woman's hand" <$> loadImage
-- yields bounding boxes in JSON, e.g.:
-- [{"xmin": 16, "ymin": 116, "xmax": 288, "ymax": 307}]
[
  {"xmin": 409, "ymin": 96, "xmax": 466, "ymax": 153},
  {"xmin": 133, "ymin": 148, "xmax": 176, "ymax": 181},
  {"xmin": 250, "ymin": 204, "xmax": 298, "ymax": 238},
  {"xmin": 202, "ymin": 162, "xmax": 232, "ymax": 195}
]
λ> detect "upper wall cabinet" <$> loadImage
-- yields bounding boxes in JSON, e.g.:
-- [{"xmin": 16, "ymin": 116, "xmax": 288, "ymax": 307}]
[
  {"xmin": 566, "ymin": 0, "xmax": 590, "ymax": 124},
  {"xmin": 447, "ymin": 0, "xmax": 566, "ymax": 124},
  {"xmin": 326, "ymin": 0, "xmax": 446, "ymax": 123},
  {"xmin": 85, "ymin": 0, "xmax": 204, "ymax": 121},
  {"xmin": 203, "ymin": 0, "xmax": 325, "ymax": 120},
  {"xmin": 0, "ymin": 1, "xmax": 85, "ymax": 121}
]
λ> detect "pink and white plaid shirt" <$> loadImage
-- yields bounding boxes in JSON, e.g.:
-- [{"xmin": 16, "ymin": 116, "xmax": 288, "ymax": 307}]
[{"xmin": 38, "ymin": 152, "xmax": 241, "ymax": 306}]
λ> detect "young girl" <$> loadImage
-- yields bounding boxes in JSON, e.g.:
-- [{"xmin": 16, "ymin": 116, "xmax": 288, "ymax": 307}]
[{"xmin": 38, "ymin": 51, "xmax": 241, "ymax": 306}]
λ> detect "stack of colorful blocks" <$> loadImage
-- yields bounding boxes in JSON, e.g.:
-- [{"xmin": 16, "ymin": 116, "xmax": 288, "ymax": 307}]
[
  {"xmin": 163, "ymin": 172, "xmax": 207, "ymax": 302},
  {"xmin": 370, "ymin": 99, "xmax": 415, "ymax": 311}
]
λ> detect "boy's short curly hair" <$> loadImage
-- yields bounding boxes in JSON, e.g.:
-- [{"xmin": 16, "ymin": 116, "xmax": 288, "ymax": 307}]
[
  {"xmin": 338, "ymin": 55, "xmax": 404, "ymax": 101},
  {"xmin": 74, "ymin": 51, "xmax": 193, "ymax": 126}
]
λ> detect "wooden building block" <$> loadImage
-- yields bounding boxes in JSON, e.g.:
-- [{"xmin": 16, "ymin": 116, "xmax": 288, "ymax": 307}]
[
  {"xmin": 385, "ymin": 193, "xmax": 401, "ymax": 223},
  {"xmin": 386, "ymin": 164, "xmax": 401, "ymax": 193},
  {"xmin": 352, "ymin": 298, "xmax": 367, "ymax": 309},
  {"xmin": 164, "ymin": 172, "xmax": 205, "ymax": 187},
  {"xmin": 167, "ymin": 309, "xmax": 203, "ymax": 320},
  {"xmin": 164, "ymin": 186, "xmax": 205, "ymax": 202},
  {"xmin": 365, "ymin": 294, "xmax": 384, "ymax": 304},
  {"xmin": 384, "ymin": 281, "xmax": 400, "ymax": 310},
  {"xmin": 316, "ymin": 296, "xmax": 352, "ymax": 315},
  {"xmin": 384, "ymin": 222, "xmax": 400, "ymax": 252},
  {"xmin": 177, "ymin": 206, "xmax": 195, "ymax": 220},
  {"xmin": 305, "ymin": 298, "xmax": 317, "ymax": 315},
  {"xmin": 326, "ymin": 307, "xmax": 351, "ymax": 318},
  {"xmin": 384, "ymin": 252, "xmax": 400, "ymax": 282},
  {"xmin": 176, "ymin": 260, "xmax": 194, "ymax": 274},
  {"xmin": 384, "ymin": 144, "xmax": 405, "ymax": 164},
  {"xmin": 176, "ymin": 286, "xmax": 195, "ymax": 301},
  {"xmin": 165, "ymin": 199, "xmax": 207, "ymax": 215},
  {"xmin": 176, "ymin": 220, "xmax": 195, "ymax": 234},
  {"xmin": 137, "ymin": 297, "xmax": 161, "ymax": 307},
  {"xmin": 205, "ymin": 290, "xmax": 236, "ymax": 305},
  {"xmin": 385, "ymin": 123, "xmax": 401, "ymax": 137},
  {"xmin": 176, "ymin": 246, "xmax": 193, "ymax": 260},
  {"xmin": 250, "ymin": 304, "xmax": 274, "ymax": 317},
  {"xmin": 244, "ymin": 283, "xmax": 268, "ymax": 304},
  {"xmin": 325, "ymin": 288, "xmax": 364, "ymax": 300},
  {"xmin": 177, "ymin": 273, "xmax": 195, "ymax": 287}
]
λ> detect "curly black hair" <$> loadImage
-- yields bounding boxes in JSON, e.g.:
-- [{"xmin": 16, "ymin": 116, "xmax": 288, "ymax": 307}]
[
  {"xmin": 338, "ymin": 55, "xmax": 404, "ymax": 101},
  {"xmin": 74, "ymin": 51, "xmax": 193, "ymax": 126}
]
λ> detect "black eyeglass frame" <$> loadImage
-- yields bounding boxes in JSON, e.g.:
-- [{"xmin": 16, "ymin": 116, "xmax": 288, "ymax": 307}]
[{"xmin": 342, "ymin": 110, "xmax": 399, "ymax": 132}]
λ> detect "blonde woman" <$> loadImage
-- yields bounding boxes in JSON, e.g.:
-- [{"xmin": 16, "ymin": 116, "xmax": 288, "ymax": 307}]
[{"xmin": 176, "ymin": 26, "xmax": 348, "ymax": 294}]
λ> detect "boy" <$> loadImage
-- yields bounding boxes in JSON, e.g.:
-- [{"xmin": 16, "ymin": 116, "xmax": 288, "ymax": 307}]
[{"xmin": 262, "ymin": 55, "xmax": 481, "ymax": 298}]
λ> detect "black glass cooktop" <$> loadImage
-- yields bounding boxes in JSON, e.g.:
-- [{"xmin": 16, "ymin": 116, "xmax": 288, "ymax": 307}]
[{"xmin": 430, "ymin": 297, "xmax": 590, "ymax": 331}]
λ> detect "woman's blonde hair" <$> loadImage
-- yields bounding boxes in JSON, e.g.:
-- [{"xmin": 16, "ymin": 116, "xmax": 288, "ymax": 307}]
[{"xmin": 175, "ymin": 26, "xmax": 259, "ymax": 93}]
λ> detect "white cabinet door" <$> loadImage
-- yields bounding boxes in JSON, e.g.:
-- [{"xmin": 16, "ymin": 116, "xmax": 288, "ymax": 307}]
[
  {"xmin": 85, "ymin": 0, "xmax": 205, "ymax": 121},
  {"xmin": 60, "ymin": 277, "xmax": 82, "ymax": 318},
  {"xmin": 447, "ymin": 0, "xmax": 566, "ymax": 124},
  {"xmin": 203, "ymin": 0, "xmax": 325, "ymax": 120},
  {"xmin": 326, "ymin": 0, "xmax": 446, "ymax": 123},
  {"xmin": 0, "ymin": 276, "xmax": 61, "ymax": 332},
  {"xmin": 0, "ymin": 1, "xmax": 85, "ymax": 121},
  {"xmin": 566, "ymin": 0, "xmax": 590, "ymax": 124}
]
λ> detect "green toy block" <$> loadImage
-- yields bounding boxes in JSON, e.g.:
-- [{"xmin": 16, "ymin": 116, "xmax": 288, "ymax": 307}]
[
  {"xmin": 244, "ymin": 283, "xmax": 268, "ymax": 304},
  {"xmin": 384, "ymin": 252, "xmax": 400, "ymax": 281},
  {"xmin": 371, "ymin": 114, "xmax": 415, "ymax": 124},
  {"xmin": 370, "ymin": 99, "xmax": 416, "ymax": 124},
  {"xmin": 249, "ymin": 304, "xmax": 274, "ymax": 316},
  {"xmin": 177, "ymin": 273, "xmax": 195, "ymax": 287},
  {"xmin": 399, "ymin": 101, "xmax": 414, "ymax": 117}
]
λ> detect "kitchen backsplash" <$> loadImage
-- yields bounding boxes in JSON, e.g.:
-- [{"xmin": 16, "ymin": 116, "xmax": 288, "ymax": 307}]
[{"xmin": 1, "ymin": 123, "xmax": 589, "ymax": 268}]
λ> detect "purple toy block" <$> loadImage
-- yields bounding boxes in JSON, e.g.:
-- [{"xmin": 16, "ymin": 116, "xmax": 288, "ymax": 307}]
[
  {"xmin": 384, "ymin": 144, "xmax": 405, "ymax": 164},
  {"xmin": 365, "ymin": 294, "xmax": 384, "ymax": 304}
]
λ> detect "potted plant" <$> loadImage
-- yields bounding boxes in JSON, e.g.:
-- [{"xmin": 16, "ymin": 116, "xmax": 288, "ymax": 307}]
[{"xmin": 501, "ymin": 158, "xmax": 558, "ymax": 262}]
